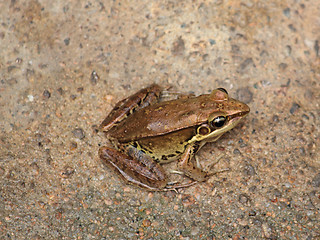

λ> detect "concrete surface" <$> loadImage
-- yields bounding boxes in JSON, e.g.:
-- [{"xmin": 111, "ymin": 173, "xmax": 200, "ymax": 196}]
[{"xmin": 0, "ymin": 0, "xmax": 319, "ymax": 239}]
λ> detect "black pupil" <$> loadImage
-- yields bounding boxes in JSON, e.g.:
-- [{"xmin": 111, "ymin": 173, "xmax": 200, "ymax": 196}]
[{"xmin": 212, "ymin": 116, "xmax": 226, "ymax": 128}]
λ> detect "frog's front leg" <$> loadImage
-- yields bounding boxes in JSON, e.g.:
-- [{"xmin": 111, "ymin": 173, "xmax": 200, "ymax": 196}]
[
  {"xmin": 177, "ymin": 144, "xmax": 210, "ymax": 182},
  {"xmin": 99, "ymin": 146, "xmax": 168, "ymax": 191},
  {"xmin": 100, "ymin": 84, "xmax": 162, "ymax": 132}
]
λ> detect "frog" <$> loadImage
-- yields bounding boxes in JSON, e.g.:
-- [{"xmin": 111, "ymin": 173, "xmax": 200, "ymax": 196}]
[{"xmin": 99, "ymin": 84, "xmax": 250, "ymax": 191}]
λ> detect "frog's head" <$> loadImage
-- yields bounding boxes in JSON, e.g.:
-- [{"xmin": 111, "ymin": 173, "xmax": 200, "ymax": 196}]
[{"xmin": 190, "ymin": 88, "xmax": 250, "ymax": 143}]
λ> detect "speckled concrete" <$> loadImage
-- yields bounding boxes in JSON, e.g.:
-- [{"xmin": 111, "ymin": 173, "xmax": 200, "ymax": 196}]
[{"xmin": 0, "ymin": 0, "xmax": 319, "ymax": 239}]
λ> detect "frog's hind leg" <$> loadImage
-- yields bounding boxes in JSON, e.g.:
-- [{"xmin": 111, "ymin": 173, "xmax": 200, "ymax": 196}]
[
  {"xmin": 100, "ymin": 84, "xmax": 162, "ymax": 132},
  {"xmin": 99, "ymin": 146, "xmax": 168, "ymax": 191}
]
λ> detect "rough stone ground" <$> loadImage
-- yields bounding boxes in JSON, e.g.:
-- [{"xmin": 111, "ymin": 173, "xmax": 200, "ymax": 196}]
[{"xmin": 0, "ymin": 0, "xmax": 319, "ymax": 239}]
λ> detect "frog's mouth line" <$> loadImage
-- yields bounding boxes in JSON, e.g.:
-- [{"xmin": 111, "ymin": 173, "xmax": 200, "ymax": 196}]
[{"xmin": 229, "ymin": 110, "xmax": 250, "ymax": 123}]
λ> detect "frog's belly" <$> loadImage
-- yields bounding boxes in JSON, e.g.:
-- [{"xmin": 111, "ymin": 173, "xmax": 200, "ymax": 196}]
[{"xmin": 133, "ymin": 127, "xmax": 195, "ymax": 163}]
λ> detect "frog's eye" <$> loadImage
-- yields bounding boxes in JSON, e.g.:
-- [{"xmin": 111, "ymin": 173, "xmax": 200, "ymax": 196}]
[
  {"xmin": 217, "ymin": 88, "xmax": 228, "ymax": 95},
  {"xmin": 211, "ymin": 116, "xmax": 226, "ymax": 128}
]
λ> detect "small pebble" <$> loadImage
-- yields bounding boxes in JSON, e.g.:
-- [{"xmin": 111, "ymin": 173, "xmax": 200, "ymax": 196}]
[
  {"xmin": 299, "ymin": 147, "xmax": 306, "ymax": 156},
  {"xmin": 262, "ymin": 223, "xmax": 273, "ymax": 238},
  {"xmin": 142, "ymin": 219, "xmax": 151, "ymax": 227},
  {"xmin": 27, "ymin": 95, "xmax": 34, "ymax": 102},
  {"xmin": 57, "ymin": 87, "xmax": 64, "ymax": 95},
  {"xmin": 70, "ymin": 94, "xmax": 77, "ymax": 100},
  {"xmin": 64, "ymin": 37, "xmax": 70, "ymax": 45},
  {"xmin": 60, "ymin": 166, "xmax": 74, "ymax": 178},
  {"xmin": 90, "ymin": 70, "xmax": 100, "ymax": 85},
  {"xmin": 314, "ymin": 40, "xmax": 319, "ymax": 57},
  {"xmin": 70, "ymin": 141, "xmax": 77, "ymax": 150},
  {"xmin": 279, "ymin": 63, "xmax": 288, "ymax": 71},
  {"xmin": 288, "ymin": 24, "xmax": 296, "ymax": 32},
  {"xmin": 283, "ymin": 8, "xmax": 290, "ymax": 17},
  {"xmin": 233, "ymin": 148, "xmax": 241, "ymax": 155},
  {"xmin": 239, "ymin": 58, "xmax": 254, "ymax": 71},
  {"xmin": 46, "ymin": 156, "xmax": 53, "ymax": 165},
  {"xmin": 311, "ymin": 173, "xmax": 320, "ymax": 188},
  {"xmin": 15, "ymin": 58, "xmax": 23, "ymax": 64},
  {"xmin": 72, "ymin": 128, "xmax": 85, "ymax": 139},
  {"xmin": 260, "ymin": 80, "xmax": 271, "ymax": 87},
  {"xmin": 171, "ymin": 36, "xmax": 185, "ymax": 56},
  {"xmin": 238, "ymin": 193, "xmax": 250, "ymax": 204},
  {"xmin": 248, "ymin": 210, "xmax": 256, "ymax": 216},
  {"xmin": 243, "ymin": 164, "xmax": 256, "ymax": 176},
  {"xmin": 304, "ymin": 90, "xmax": 313, "ymax": 100},
  {"xmin": 43, "ymin": 90, "xmax": 51, "ymax": 99},
  {"xmin": 0, "ymin": 167, "xmax": 5, "ymax": 175},
  {"xmin": 7, "ymin": 65, "xmax": 17, "ymax": 73},
  {"xmin": 252, "ymin": 218, "xmax": 262, "ymax": 226},
  {"xmin": 290, "ymin": 102, "xmax": 300, "ymax": 114},
  {"xmin": 272, "ymin": 115, "xmax": 279, "ymax": 123},
  {"xmin": 77, "ymin": 87, "xmax": 84, "ymax": 92},
  {"xmin": 209, "ymin": 39, "xmax": 216, "ymax": 45},
  {"xmin": 285, "ymin": 45, "xmax": 292, "ymax": 56},
  {"xmin": 273, "ymin": 188, "xmax": 282, "ymax": 198},
  {"xmin": 232, "ymin": 44, "xmax": 240, "ymax": 53},
  {"xmin": 249, "ymin": 186, "xmax": 257, "ymax": 192},
  {"xmin": 236, "ymin": 87, "xmax": 253, "ymax": 104}
]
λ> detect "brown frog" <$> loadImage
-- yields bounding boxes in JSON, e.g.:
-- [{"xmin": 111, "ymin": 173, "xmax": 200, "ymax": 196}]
[{"xmin": 99, "ymin": 84, "xmax": 250, "ymax": 191}]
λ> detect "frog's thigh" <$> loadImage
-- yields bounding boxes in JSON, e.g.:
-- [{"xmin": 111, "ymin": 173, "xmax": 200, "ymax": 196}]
[
  {"xmin": 100, "ymin": 84, "xmax": 162, "ymax": 131},
  {"xmin": 177, "ymin": 144, "xmax": 208, "ymax": 182},
  {"xmin": 99, "ymin": 146, "xmax": 167, "ymax": 190}
]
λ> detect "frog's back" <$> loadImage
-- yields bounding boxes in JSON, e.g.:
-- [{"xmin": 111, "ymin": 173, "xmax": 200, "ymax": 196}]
[{"xmin": 108, "ymin": 94, "xmax": 216, "ymax": 142}]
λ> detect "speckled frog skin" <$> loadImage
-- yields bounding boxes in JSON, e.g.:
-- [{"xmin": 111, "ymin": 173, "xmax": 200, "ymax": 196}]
[{"xmin": 99, "ymin": 84, "xmax": 250, "ymax": 191}]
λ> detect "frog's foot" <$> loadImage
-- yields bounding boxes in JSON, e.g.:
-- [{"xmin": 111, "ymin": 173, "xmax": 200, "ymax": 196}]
[
  {"xmin": 198, "ymin": 155, "xmax": 230, "ymax": 178},
  {"xmin": 195, "ymin": 154, "xmax": 223, "ymax": 169},
  {"xmin": 164, "ymin": 180, "xmax": 198, "ymax": 192},
  {"xmin": 205, "ymin": 168, "xmax": 230, "ymax": 178},
  {"xmin": 169, "ymin": 165, "xmax": 229, "ymax": 184},
  {"xmin": 148, "ymin": 170, "xmax": 197, "ymax": 192}
]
